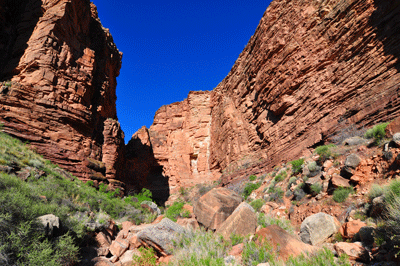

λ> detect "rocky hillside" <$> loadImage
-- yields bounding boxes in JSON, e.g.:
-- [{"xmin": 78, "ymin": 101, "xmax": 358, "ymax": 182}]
[
  {"xmin": 0, "ymin": 0, "xmax": 125, "ymax": 184},
  {"xmin": 131, "ymin": 0, "xmax": 400, "ymax": 192}
]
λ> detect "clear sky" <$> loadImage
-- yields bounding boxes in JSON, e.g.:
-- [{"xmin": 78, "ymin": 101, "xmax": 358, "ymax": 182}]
[{"xmin": 92, "ymin": 0, "xmax": 272, "ymax": 143}]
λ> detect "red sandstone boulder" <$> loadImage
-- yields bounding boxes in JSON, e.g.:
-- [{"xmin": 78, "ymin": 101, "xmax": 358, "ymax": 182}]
[
  {"xmin": 216, "ymin": 202, "xmax": 257, "ymax": 240},
  {"xmin": 339, "ymin": 220, "xmax": 367, "ymax": 240},
  {"xmin": 193, "ymin": 187, "xmax": 243, "ymax": 230},
  {"xmin": 256, "ymin": 225, "xmax": 318, "ymax": 261},
  {"xmin": 334, "ymin": 242, "xmax": 370, "ymax": 262}
]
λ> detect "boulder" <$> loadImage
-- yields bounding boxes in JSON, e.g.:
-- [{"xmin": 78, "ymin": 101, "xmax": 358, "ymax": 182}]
[
  {"xmin": 334, "ymin": 242, "xmax": 370, "ymax": 262},
  {"xmin": 331, "ymin": 174, "xmax": 351, "ymax": 188},
  {"xmin": 300, "ymin": 212, "xmax": 340, "ymax": 245},
  {"xmin": 119, "ymin": 249, "xmax": 140, "ymax": 266},
  {"xmin": 358, "ymin": 226, "xmax": 375, "ymax": 246},
  {"xmin": 193, "ymin": 187, "xmax": 243, "ymax": 230},
  {"xmin": 216, "ymin": 202, "xmax": 257, "ymax": 240},
  {"xmin": 370, "ymin": 196, "xmax": 385, "ymax": 218},
  {"xmin": 341, "ymin": 154, "xmax": 362, "ymax": 178},
  {"xmin": 140, "ymin": 201, "xmax": 161, "ymax": 215},
  {"xmin": 176, "ymin": 217, "xmax": 199, "ymax": 230},
  {"xmin": 343, "ymin": 137, "xmax": 367, "ymax": 146},
  {"xmin": 137, "ymin": 218, "xmax": 186, "ymax": 255},
  {"xmin": 109, "ymin": 238, "xmax": 129, "ymax": 257},
  {"xmin": 256, "ymin": 225, "xmax": 318, "ymax": 261},
  {"xmin": 339, "ymin": 220, "xmax": 367, "ymax": 239},
  {"xmin": 393, "ymin": 133, "xmax": 400, "ymax": 147},
  {"xmin": 37, "ymin": 214, "xmax": 60, "ymax": 237}
]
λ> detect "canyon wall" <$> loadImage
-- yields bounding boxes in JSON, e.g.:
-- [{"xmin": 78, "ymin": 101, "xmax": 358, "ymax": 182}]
[
  {"xmin": 0, "ymin": 0, "xmax": 125, "ymax": 186},
  {"xmin": 131, "ymin": 0, "xmax": 400, "ymax": 189}
]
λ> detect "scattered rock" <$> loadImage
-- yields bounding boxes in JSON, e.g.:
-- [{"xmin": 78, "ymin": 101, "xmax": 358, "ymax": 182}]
[
  {"xmin": 216, "ymin": 202, "xmax": 257, "ymax": 240},
  {"xmin": 257, "ymin": 225, "xmax": 318, "ymax": 261},
  {"xmin": 300, "ymin": 212, "xmax": 340, "ymax": 246},
  {"xmin": 109, "ymin": 238, "xmax": 129, "ymax": 257},
  {"xmin": 137, "ymin": 218, "xmax": 186, "ymax": 255},
  {"xmin": 345, "ymin": 154, "xmax": 362, "ymax": 169},
  {"xmin": 193, "ymin": 187, "xmax": 243, "ymax": 230}
]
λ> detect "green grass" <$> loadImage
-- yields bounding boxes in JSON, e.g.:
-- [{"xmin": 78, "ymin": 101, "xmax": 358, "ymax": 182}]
[
  {"xmin": 274, "ymin": 170, "xmax": 287, "ymax": 183},
  {"xmin": 249, "ymin": 175, "xmax": 257, "ymax": 181},
  {"xmin": 332, "ymin": 187, "xmax": 353, "ymax": 203},
  {"xmin": 289, "ymin": 158, "xmax": 304, "ymax": 175},
  {"xmin": 250, "ymin": 199, "xmax": 265, "ymax": 212},
  {"xmin": 310, "ymin": 183, "xmax": 322, "ymax": 195},
  {"xmin": 165, "ymin": 201, "xmax": 185, "ymax": 222},
  {"xmin": 243, "ymin": 182, "xmax": 261, "ymax": 199},
  {"xmin": 315, "ymin": 144, "xmax": 336, "ymax": 162},
  {"xmin": 364, "ymin": 122, "xmax": 389, "ymax": 144},
  {"xmin": 258, "ymin": 213, "xmax": 294, "ymax": 234}
]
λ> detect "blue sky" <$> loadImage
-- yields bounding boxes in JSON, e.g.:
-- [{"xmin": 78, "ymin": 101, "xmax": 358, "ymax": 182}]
[{"xmin": 92, "ymin": 0, "xmax": 271, "ymax": 143}]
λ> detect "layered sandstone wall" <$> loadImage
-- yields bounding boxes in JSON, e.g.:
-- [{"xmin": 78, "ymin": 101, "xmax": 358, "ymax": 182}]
[
  {"xmin": 0, "ymin": 0, "xmax": 125, "ymax": 183},
  {"xmin": 131, "ymin": 0, "xmax": 400, "ymax": 189}
]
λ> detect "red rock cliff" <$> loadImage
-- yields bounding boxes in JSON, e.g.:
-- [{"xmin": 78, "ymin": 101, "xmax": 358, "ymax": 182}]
[
  {"xmin": 0, "ymin": 0, "xmax": 125, "ymax": 183},
  {"xmin": 131, "ymin": 0, "xmax": 400, "ymax": 189}
]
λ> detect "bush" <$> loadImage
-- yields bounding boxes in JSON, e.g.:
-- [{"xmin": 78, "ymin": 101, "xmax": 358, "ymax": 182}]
[
  {"xmin": 230, "ymin": 233, "xmax": 244, "ymax": 246},
  {"xmin": 250, "ymin": 199, "xmax": 265, "ymax": 212},
  {"xmin": 274, "ymin": 170, "xmax": 286, "ymax": 183},
  {"xmin": 310, "ymin": 183, "xmax": 322, "ymax": 195},
  {"xmin": 287, "ymin": 177, "xmax": 297, "ymax": 189},
  {"xmin": 242, "ymin": 240, "xmax": 275, "ymax": 266},
  {"xmin": 266, "ymin": 186, "xmax": 284, "ymax": 202},
  {"xmin": 289, "ymin": 158, "xmax": 304, "ymax": 175},
  {"xmin": 165, "ymin": 201, "xmax": 185, "ymax": 222},
  {"xmin": 368, "ymin": 183, "xmax": 385, "ymax": 201},
  {"xmin": 333, "ymin": 187, "xmax": 353, "ymax": 203},
  {"xmin": 315, "ymin": 144, "xmax": 336, "ymax": 162},
  {"xmin": 249, "ymin": 175, "xmax": 257, "ymax": 181},
  {"xmin": 132, "ymin": 247, "xmax": 157, "ymax": 266},
  {"xmin": 364, "ymin": 122, "xmax": 389, "ymax": 144},
  {"xmin": 243, "ymin": 182, "xmax": 261, "ymax": 199}
]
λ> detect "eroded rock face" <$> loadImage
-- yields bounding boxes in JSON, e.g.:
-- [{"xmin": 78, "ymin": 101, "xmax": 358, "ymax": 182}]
[
  {"xmin": 130, "ymin": 0, "xmax": 400, "ymax": 189},
  {"xmin": 0, "ymin": 0, "xmax": 124, "ymax": 182}
]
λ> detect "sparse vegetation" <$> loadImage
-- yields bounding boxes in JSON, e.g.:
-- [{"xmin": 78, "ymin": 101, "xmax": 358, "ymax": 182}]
[
  {"xmin": 315, "ymin": 144, "xmax": 336, "ymax": 162},
  {"xmin": 249, "ymin": 175, "xmax": 257, "ymax": 181},
  {"xmin": 364, "ymin": 122, "xmax": 389, "ymax": 145},
  {"xmin": 310, "ymin": 183, "xmax": 323, "ymax": 195},
  {"xmin": 273, "ymin": 170, "xmax": 287, "ymax": 183},
  {"xmin": 250, "ymin": 199, "xmax": 265, "ymax": 212},
  {"xmin": 165, "ymin": 201, "xmax": 188, "ymax": 222},
  {"xmin": 368, "ymin": 183, "xmax": 385, "ymax": 201},
  {"xmin": 333, "ymin": 187, "xmax": 353, "ymax": 203},
  {"xmin": 132, "ymin": 246, "xmax": 157, "ymax": 266},
  {"xmin": 289, "ymin": 158, "xmax": 304, "ymax": 175},
  {"xmin": 243, "ymin": 182, "xmax": 261, "ymax": 199},
  {"xmin": 258, "ymin": 213, "xmax": 294, "ymax": 234},
  {"xmin": 242, "ymin": 239, "xmax": 275, "ymax": 266}
]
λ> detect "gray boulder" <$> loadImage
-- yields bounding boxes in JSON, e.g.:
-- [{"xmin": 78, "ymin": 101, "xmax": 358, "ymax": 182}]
[
  {"xmin": 137, "ymin": 218, "xmax": 186, "ymax": 255},
  {"xmin": 38, "ymin": 214, "xmax": 60, "ymax": 237},
  {"xmin": 141, "ymin": 201, "xmax": 161, "ymax": 215},
  {"xmin": 300, "ymin": 212, "xmax": 340, "ymax": 245},
  {"xmin": 343, "ymin": 136, "xmax": 367, "ymax": 146},
  {"xmin": 393, "ymin": 133, "xmax": 400, "ymax": 147}
]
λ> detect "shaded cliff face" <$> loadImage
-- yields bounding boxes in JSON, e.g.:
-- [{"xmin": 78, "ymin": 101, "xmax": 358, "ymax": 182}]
[
  {"xmin": 0, "ymin": 0, "xmax": 125, "ymax": 184},
  {"xmin": 131, "ymin": 0, "xmax": 400, "ymax": 189}
]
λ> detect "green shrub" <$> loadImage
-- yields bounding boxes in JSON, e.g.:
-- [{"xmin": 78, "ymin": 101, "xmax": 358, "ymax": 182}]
[
  {"xmin": 289, "ymin": 158, "xmax": 304, "ymax": 174},
  {"xmin": 250, "ymin": 199, "xmax": 265, "ymax": 212},
  {"xmin": 243, "ymin": 182, "xmax": 261, "ymax": 199},
  {"xmin": 368, "ymin": 183, "xmax": 385, "ymax": 201},
  {"xmin": 266, "ymin": 186, "xmax": 284, "ymax": 202},
  {"xmin": 364, "ymin": 122, "xmax": 389, "ymax": 144},
  {"xmin": 310, "ymin": 183, "xmax": 322, "ymax": 195},
  {"xmin": 165, "ymin": 201, "xmax": 185, "ymax": 222},
  {"xmin": 230, "ymin": 233, "xmax": 244, "ymax": 246},
  {"xmin": 274, "ymin": 171, "xmax": 286, "ymax": 183},
  {"xmin": 132, "ymin": 247, "xmax": 157, "ymax": 266},
  {"xmin": 315, "ymin": 144, "xmax": 336, "ymax": 161},
  {"xmin": 384, "ymin": 179, "xmax": 400, "ymax": 205},
  {"xmin": 249, "ymin": 175, "xmax": 257, "ymax": 181},
  {"xmin": 333, "ymin": 187, "xmax": 353, "ymax": 203},
  {"xmin": 134, "ymin": 188, "xmax": 153, "ymax": 203},
  {"xmin": 242, "ymin": 239, "xmax": 275, "ymax": 265},
  {"xmin": 287, "ymin": 176, "xmax": 297, "ymax": 189}
]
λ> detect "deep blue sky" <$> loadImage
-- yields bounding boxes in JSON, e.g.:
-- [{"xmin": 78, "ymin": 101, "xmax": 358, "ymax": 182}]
[{"xmin": 92, "ymin": 0, "xmax": 271, "ymax": 143}]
